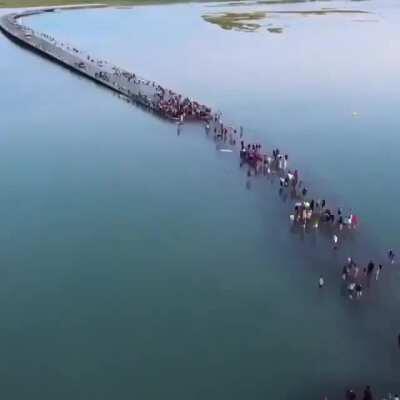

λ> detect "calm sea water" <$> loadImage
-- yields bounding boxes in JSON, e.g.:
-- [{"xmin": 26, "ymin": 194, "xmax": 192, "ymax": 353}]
[{"xmin": 1, "ymin": 1, "xmax": 400, "ymax": 399}]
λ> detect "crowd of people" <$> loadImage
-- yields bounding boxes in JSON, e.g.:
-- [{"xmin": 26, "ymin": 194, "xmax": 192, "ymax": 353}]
[
  {"xmin": 204, "ymin": 110, "xmax": 399, "ymax": 306},
  {"xmin": 203, "ymin": 112, "xmax": 399, "ymax": 398},
  {"xmin": 155, "ymin": 89, "xmax": 212, "ymax": 121},
  {"xmin": 332, "ymin": 386, "xmax": 400, "ymax": 400},
  {"xmin": 9, "ymin": 13, "xmax": 399, "ymax": 399},
  {"xmin": 12, "ymin": 15, "xmax": 393, "ymax": 285},
  {"xmin": 339, "ymin": 257, "xmax": 384, "ymax": 300},
  {"xmin": 14, "ymin": 20, "xmax": 212, "ymax": 123},
  {"xmin": 337, "ymin": 250, "xmax": 396, "ymax": 300}
]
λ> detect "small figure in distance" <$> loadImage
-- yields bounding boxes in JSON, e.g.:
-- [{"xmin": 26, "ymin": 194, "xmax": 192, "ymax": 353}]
[
  {"xmin": 319, "ymin": 276, "xmax": 324, "ymax": 288},
  {"xmin": 388, "ymin": 249, "xmax": 395, "ymax": 264},
  {"xmin": 346, "ymin": 389, "xmax": 357, "ymax": 400},
  {"xmin": 333, "ymin": 234, "xmax": 338, "ymax": 250},
  {"xmin": 363, "ymin": 385, "xmax": 373, "ymax": 400}
]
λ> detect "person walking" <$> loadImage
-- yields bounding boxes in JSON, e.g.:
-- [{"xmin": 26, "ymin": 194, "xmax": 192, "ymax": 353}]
[
  {"xmin": 388, "ymin": 249, "xmax": 395, "ymax": 264},
  {"xmin": 355, "ymin": 283, "xmax": 363, "ymax": 298},
  {"xmin": 363, "ymin": 385, "xmax": 373, "ymax": 400},
  {"xmin": 376, "ymin": 264, "xmax": 383, "ymax": 281},
  {"xmin": 319, "ymin": 277, "xmax": 325, "ymax": 288},
  {"xmin": 367, "ymin": 261, "xmax": 375, "ymax": 276},
  {"xmin": 346, "ymin": 389, "xmax": 357, "ymax": 400},
  {"xmin": 342, "ymin": 265, "xmax": 349, "ymax": 281},
  {"xmin": 333, "ymin": 234, "xmax": 338, "ymax": 250}
]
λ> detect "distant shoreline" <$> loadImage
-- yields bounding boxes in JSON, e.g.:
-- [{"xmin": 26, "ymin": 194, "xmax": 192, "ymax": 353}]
[
  {"xmin": 0, "ymin": 0, "xmax": 220, "ymax": 10},
  {"xmin": 0, "ymin": 0, "xmax": 330, "ymax": 11}
]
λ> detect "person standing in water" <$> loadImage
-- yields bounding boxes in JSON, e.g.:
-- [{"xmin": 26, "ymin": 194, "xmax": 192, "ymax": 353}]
[
  {"xmin": 342, "ymin": 265, "xmax": 349, "ymax": 281},
  {"xmin": 355, "ymin": 283, "xmax": 363, "ymax": 298},
  {"xmin": 346, "ymin": 389, "xmax": 357, "ymax": 400},
  {"xmin": 354, "ymin": 263, "xmax": 359, "ymax": 278},
  {"xmin": 363, "ymin": 385, "xmax": 373, "ymax": 400},
  {"xmin": 376, "ymin": 264, "xmax": 383, "ymax": 281},
  {"xmin": 319, "ymin": 277, "xmax": 325, "ymax": 288},
  {"xmin": 367, "ymin": 261, "xmax": 375, "ymax": 276},
  {"xmin": 347, "ymin": 282, "xmax": 356, "ymax": 299},
  {"xmin": 333, "ymin": 234, "xmax": 338, "ymax": 250},
  {"xmin": 388, "ymin": 249, "xmax": 395, "ymax": 264}
]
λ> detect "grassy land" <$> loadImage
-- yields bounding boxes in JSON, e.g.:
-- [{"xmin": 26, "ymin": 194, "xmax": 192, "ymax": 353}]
[
  {"xmin": 203, "ymin": 11, "xmax": 266, "ymax": 32},
  {"xmin": 202, "ymin": 6, "xmax": 368, "ymax": 32},
  {"xmin": 0, "ymin": 0, "xmax": 362, "ymax": 10},
  {"xmin": 0, "ymin": 0, "xmax": 195, "ymax": 8}
]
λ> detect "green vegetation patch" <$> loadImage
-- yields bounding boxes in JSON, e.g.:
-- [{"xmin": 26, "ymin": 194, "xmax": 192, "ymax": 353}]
[
  {"xmin": 0, "ymin": 0, "xmax": 371, "ymax": 9},
  {"xmin": 202, "ymin": 6, "xmax": 370, "ymax": 32},
  {"xmin": 268, "ymin": 9, "xmax": 369, "ymax": 15},
  {"xmin": 208, "ymin": 0, "xmax": 369, "ymax": 8},
  {"xmin": 202, "ymin": 11, "xmax": 266, "ymax": 31},
  {"xmin": 267, "ymin": 26, "xmax": 283, "ymax": 33},
  {"xmin": 0, "ymin": 0, "xmax": 241, "ymax": 9}
]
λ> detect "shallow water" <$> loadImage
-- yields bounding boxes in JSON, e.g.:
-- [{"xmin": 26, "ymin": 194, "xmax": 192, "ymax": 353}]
[{"xmin": 1, "ymin": 1, "xmax": 400, "ymax": 398}]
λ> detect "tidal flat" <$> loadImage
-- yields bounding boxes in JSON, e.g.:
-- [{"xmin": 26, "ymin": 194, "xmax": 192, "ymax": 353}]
[
  {"xmin": 202, "ymin": 7, "xmax": 369, "ymax": 32},
  {"xmin": 202, "ymin": 11, "xmax": 266, "ymax": 31}
]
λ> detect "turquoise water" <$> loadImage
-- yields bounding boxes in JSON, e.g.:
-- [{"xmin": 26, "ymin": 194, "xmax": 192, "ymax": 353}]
[{"xmin": 1, "ymin": 1, "xmax": 400, "ymax": 398}]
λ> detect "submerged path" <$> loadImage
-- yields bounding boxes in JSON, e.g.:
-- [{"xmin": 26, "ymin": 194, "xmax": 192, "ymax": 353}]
[
  {"xmin": 2, "ymin": 7, "xmax": 400, "ymax": 397},
  {"xmin": 0, "ymin": 6, "xmax": 394, "ymax": 280},
  {"xmin": 0, "ymin": 6, "xmax": 389, "ymax": 273},
  {"xmin": 0, "ymin": 7, "xmax": 212, "ymax": 122},
  {"xmin": 0, "ymin": 6, "xmax": 377, "ymax": 261}
]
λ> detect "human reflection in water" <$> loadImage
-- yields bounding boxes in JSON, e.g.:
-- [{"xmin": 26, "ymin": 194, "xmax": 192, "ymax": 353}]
[
  {"xmin": 388, "ymin": 249, "xmax": 396, "ymax": 264},
  {"xmin": 246, "ymin": 169, "xmax": 252, "ymax": 190},
  {"xmin": 204, "ymin": 122, "xmax": 210, "ymax": 135}
]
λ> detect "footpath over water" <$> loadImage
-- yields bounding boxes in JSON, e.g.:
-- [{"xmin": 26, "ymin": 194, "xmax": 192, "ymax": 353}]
[
  {"xmin": 0, "ymin": 6, "xmax": 360, "ymax": 241},
  {"xmin": 0, "ymin": 6, "xmax": 368, "ymax": 248},
  {"xmin": 0, "ymin": 7, "xmax": 212, "ymax": 122}
]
